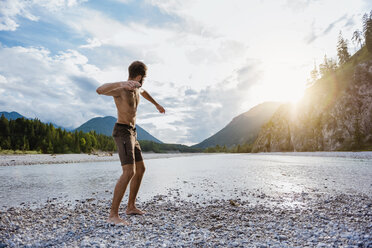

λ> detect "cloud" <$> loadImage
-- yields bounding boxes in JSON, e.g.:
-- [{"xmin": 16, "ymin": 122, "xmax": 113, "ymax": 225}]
[
  {"xmin": 184, "ymin": 88, "xmax": 197, "ymax": 96},
  {"xmin": 0, "ymin": 45, "xmax": 112, "ymax": 129},
  {"xmin": 0, "ymin": 42, "xmax": 260, "ymax": 144},
  {"xmin": 0, "ymin": 0, "xmax": 38, "ymax": 31},
  {"xmin": 112, "ymin": 0, "xmax": 134, "ymax": 4},
  {"xmin": 305, "ymin": 14, "xmax": 348, "ymax": 44},
  {"xmin": 0, "ymin": 0, "xmax": 84, "ymax": 31},
  {"xmin": 56, "ymin": 6, "xmax": 250, "ymax": 92},
  {"xmin": 343, "ymin": 15, "xmax": 356, "ymax": 29},
  {"xmin": 80, "ymin": 38, "xmax": 102, "ymax": 49},
  {"xmin": 322, "ymin": 14, "xmax": 347, "ymax": 35},
  {"xmin": 135, "ymin": 60, "xmax": 262, "ymax": 144},
  {"xmin": 284, "ymin": 0, "xmax": 319, "ymax": 11},
  {"xmin": 1, "ymin": 0, "xmax": 368, "ymax": 144}
]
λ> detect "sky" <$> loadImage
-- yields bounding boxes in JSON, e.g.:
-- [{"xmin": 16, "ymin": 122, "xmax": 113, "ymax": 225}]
[{"xmin": 0, "ymin": 0, "xmax": 371, "ymax": 145}]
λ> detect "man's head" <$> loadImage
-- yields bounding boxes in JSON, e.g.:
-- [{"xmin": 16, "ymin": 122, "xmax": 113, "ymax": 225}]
[{"xmin": 128, "ymin": 61, "xmax": 147, "ymax": 85}]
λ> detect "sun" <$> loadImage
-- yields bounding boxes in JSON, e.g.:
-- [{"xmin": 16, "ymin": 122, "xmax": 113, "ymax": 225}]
[
  {"xmin": 281, "ymin": 85, "xmax": 305, "ymax": 104},
  {"xmin": 255, "ymin": 81, "xmax": 306, "ymax": 104}
]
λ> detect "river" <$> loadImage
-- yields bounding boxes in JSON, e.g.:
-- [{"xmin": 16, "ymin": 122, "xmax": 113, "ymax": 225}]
[{"xmin": 1, "ymin": 152, "xmax": 371, "ymax": 208}]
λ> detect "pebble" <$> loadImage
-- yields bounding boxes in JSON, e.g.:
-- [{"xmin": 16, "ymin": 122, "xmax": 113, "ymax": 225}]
[{"xmin": 0, "ymin": 192, "xmax": 371, "ymax": 247}]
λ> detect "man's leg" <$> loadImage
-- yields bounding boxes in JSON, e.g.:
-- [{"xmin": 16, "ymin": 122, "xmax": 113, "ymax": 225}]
[
  {"xmin": 126, "ymin": 160, "xmax": 146, "ymax": 215},
  {"xmin": 107, "ymin": 164, "xmax": 135, "ymax": 224}
]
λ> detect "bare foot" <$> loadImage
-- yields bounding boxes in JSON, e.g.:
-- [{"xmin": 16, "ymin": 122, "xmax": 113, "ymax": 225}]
[
  {"xmin": 126, "ymin": 207, "xmax": 146, "ymax": 215},
  {"xmin": 107, "ymin": 216, "xmax": 129, "ymax": 225}
]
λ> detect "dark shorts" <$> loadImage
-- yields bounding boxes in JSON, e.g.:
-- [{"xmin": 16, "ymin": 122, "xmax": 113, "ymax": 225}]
[{"xmin": 112, "ymin": 123, "xmax": 143, "ymax": 165}]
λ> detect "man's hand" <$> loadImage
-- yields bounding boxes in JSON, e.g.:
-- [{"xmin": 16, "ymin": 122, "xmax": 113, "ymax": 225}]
[
  {"xmin": 156, "ymin": 104, "xmax": 165, "ymax": 114},
  {"xmin": 122, "ymin": 80, "xmax": 141, "ymax": 91}
]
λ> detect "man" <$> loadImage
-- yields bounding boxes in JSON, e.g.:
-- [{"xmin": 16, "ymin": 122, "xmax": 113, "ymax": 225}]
[{"xmin": 96, "ymin": 61, "xmax": 165, "ymax": 225}]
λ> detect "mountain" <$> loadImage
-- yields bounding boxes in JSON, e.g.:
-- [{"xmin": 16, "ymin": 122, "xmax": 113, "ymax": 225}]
[
  {"xmin": 193, "ymin": 102, "xmax": 281, "ymax": 148},
  {"xmin": 0, "ymin": 111, "xmax": 25, "ymax": 120},
  {"xmin": 0, "ymin": 111, "xmax": 69, "ymax": 130},
  {"xmin": 252, "ymin": 46, "xmax": 372, "ymax": 152},
  {"xmin": 75, "ymin": 116, "xmax": 163, "ymax": 143}
]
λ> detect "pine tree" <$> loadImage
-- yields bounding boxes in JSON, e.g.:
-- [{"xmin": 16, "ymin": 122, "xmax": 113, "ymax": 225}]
[
  {"xmin": 237, "ymin": 144, "xmax": 241, "ymax": 153},
  {"xmin": 0, "ymin": 114, "xmax": 10, "ymax": 137},
  {"xmin": 352, "ymin": 30, "xmax": 363, "ymax": 50},
  {"xmin": 1, "ymin": 117, "xmax": 116, "ymax": 154},
  {"xmin": 222, "ymin": 145, "xmax": 227, "ymax": 152},
  {"xmin": 319, "ymin": 55, "xmax": 337, "ymax": 77},
  {"xmin": 307, "ymin": 62, "xmax": 319, "ymax": 86},
  {"xmin": 47, "ymin": 141, "xmax": 53, "ymax": 154},
  {"xmin": 363, "ymin": 11, "xmax": 372, "ymax": 52},
  {"xmin": 337, "ymin": 31, "xmax": 350, "ymax": 65}
]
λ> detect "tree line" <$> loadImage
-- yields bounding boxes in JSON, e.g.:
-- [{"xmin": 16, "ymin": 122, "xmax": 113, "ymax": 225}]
[
  {"xmin": 0, "ymin": 115, "xmax": 204, "ymax": 154},
  {"xmin": 308, "ymin": 10, "xmax": 372, "ymax": 84},
  {"xmin": 204, "ymin": 143, "xmax": 253, "ymax": 153},
  {"xmin": 140, "ymin": 140, "xmax": 202, "ymax": 153},
  {"xmin": 0, "ymin": 115, "xmax": 116, "ymax": 153}
]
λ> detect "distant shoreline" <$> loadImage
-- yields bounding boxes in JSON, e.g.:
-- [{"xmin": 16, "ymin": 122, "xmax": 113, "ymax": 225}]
[
  {"xmin": 252, "ymin": 151, "xmax": 372, "ymax": 159},
  {"xmin": 0, "ymin": 153, "xmax": 206, "ymax": 166},
  {"xmin": 1, "ymin": 151, "xmax": 371, "ymax": 166}
]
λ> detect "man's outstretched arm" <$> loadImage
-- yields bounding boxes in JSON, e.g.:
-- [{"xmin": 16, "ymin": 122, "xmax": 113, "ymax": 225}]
[
  {"xmin": 96, "ymin": 81, "xmax": 141, "ymax": 96},
  {"xmin": 140, "ymin": 90, "xmax": 165, "ymax": 113}
]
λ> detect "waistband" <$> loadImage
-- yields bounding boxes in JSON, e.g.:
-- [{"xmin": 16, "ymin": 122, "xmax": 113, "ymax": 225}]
[{"xmin": 115, "ymin": 122, "xmax": 136, "ymax": 131}]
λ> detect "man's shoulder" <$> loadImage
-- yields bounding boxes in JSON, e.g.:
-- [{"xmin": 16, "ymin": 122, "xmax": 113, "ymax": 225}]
[{"xmin": 114, "ymin": 89, "xmax": 138, "ymax": 99}]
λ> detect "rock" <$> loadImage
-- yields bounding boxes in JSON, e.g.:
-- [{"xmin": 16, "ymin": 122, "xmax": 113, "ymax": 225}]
[
  {"xmin": 229, "ymin": 200, "xmax": 239, "ymax": 206},
  {"xmin": 278, "ymin": 235, "xmax": 287, "ymax": 241},
  {"xmin": 209, "ymin": 224, "xmax": 223, "ymax": 231},
  {"xmin": 0, "ymin": 192, "xmax": 370, "ymax": 247}
]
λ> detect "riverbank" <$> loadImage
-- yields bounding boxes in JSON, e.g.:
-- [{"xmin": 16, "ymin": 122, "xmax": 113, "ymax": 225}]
[
  {"xmin": 259, "ymin": 151, "xmax": 372, "ymax": 159},
  {"xmin": 1, "ymin": 191, "xmax": 371, "ymax": 247},
  {"xmin": 2, "ymin": 151, "xmax": 372, "ymax": 166},
  {"xmin": 0, "ymin": 153, "xmax": 203, "ymax": 166}
]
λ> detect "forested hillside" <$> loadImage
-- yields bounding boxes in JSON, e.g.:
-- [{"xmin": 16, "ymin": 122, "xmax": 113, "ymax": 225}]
[
  {"xmin": 253, "ymin": 13, "xmax": 372, "ymax": 152},
  {"xmin": 0, "ymin": 116, "xmax": 116, "ymax": 153},
  {"xmin": 194, "ymin": 102, "xmax": 280, "ymax": 148},
  {"xmin": 0, "ymin": 116, "xmax": 202, "ymax": 154}
]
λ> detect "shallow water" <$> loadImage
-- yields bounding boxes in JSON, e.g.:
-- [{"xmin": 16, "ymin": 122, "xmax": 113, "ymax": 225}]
[{"xmin": 1, "ymin": 153, "xmax": 371, "ymax": 208}]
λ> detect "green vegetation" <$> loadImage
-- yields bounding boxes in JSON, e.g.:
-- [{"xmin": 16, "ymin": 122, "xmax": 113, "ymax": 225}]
[
  {"xmin": 0, "ymin": 115, "xmax": 116, "ymax": 154},
  {"xmin": 307, "ymin": 12, "xmax": 372, "ymax": 108},
  {"xmin": 204, "ymin": 143, "xmax": 253, "ymax": 153},
  {"xmin": 0, "ymin": 150, "xmax": 41, "ymax": 155},
  {"xmin": 308, "ymin": 11, "xmax": 372, "ymax": 87},
  {"xmin": 0, "ymin": 115, "xmax": 202, "ymax": 154},
  {"xmin": 337, "ymin": 31, "xmax": 351, "ymax": 65},
  {"xmin": 139, "ymin": 140, "xmax": 202, "ymax": 153},
  {"xmin": 363, "ymin": 11, "xmax": 372, "ymax": 52}
]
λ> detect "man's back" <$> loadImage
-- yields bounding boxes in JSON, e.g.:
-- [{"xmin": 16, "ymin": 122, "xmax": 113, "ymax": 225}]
[{"xmin": 114, "ymin": 88, "xmax": 140, "ymax": 127}]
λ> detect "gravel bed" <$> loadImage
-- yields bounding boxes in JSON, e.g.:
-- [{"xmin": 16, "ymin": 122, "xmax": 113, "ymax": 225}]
[
  {"xmin": 0, "ymin": 153, "xmax": 202, "ymax": 166},
  {"xmin": 1, "ymin": 192, "xmax": 371, "ymax": 247},
  {"xmin": 1, "ymin": 152, "xmax": 371, "ymax": 166},
  {"xmin": 259, "ymin": 151, "xmax": 372, "ymax": 160},
  {"xmin": 0, "ymin": 154, "xmax": 118, "ymax": 166}
]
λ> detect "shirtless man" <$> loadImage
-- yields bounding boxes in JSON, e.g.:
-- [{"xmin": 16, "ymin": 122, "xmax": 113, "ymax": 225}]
[{"xmin": 96, "ymin": 61, "xmax": 165, "ymax": 225}]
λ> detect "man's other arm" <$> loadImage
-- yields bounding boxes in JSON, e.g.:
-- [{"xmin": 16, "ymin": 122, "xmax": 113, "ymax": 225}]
[
  {"xmin": 140, "ymin": 90, "xmax": 165, "ymax": 113},
  {"xmin": 96, "ymin": 81, "xmax": 141, "ymax": 96}
]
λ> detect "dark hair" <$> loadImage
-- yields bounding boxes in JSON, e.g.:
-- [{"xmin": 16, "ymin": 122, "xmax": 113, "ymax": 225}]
[{"xmin": 128, "ymin": 61, "xmax": 147, "ymax": 79}]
